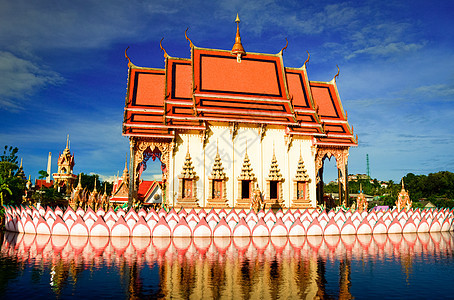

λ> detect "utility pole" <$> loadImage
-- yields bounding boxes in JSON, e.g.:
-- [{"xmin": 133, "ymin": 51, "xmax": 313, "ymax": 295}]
[{"xmin": 366, "ymin": 154, "xmax": 370, "ymax": 179}]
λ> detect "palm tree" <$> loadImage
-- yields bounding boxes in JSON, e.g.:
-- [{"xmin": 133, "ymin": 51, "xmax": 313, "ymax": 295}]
[{"xmin": 38, "ymin": 170, "xmax": 49, "ymax": 180}]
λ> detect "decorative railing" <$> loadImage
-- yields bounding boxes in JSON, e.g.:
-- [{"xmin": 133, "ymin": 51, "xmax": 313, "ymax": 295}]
[{"xmin": 3, "ymin": 205, "xmax": 453, "ymax": 237}]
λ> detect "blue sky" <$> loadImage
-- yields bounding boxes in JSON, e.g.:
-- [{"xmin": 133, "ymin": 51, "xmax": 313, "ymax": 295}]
[{"xmin": 1, "ymin": 0, "xmax": 453, "ymax": 183}]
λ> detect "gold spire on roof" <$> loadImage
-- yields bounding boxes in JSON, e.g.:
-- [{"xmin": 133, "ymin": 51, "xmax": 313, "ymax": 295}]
[
  {"xmin": 76, "ymin": 174, "xmax": 82, "ymax": 190},
  {"xmin": 93, "ymin": 177, "xmax": 97, "ymax": 193},
  {"xmin": 122, "ymin": 154, "xmax": 129, "ymax": 183},
  {"xmin": 231, "ymin": 13, "xmax": 246, "ymax": 62}
]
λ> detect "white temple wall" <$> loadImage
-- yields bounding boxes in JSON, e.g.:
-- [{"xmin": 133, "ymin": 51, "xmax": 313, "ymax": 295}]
[{"xmin": 168, "ymin": 125, "xmax": 317, "ymax": 208}]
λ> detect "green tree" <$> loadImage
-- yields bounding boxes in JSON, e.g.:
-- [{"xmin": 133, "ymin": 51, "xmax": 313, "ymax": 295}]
[
  {"xmin": 78, "ymin": 173, "xmax": 113, "ymax": 195},
  {"xmin": 1, "ymin": 146, "xmax": 18, "ymax": 164},
  {"xmin": 38, "ymin": 170, "xmax": 49, "ymax": 180},
  {"xmin": 0, "ymin": 146, "xmax": 27, "ymax": 206}
]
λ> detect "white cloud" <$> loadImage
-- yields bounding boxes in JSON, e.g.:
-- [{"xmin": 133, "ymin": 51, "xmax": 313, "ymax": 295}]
[
  {"xmin": 0, "ymin": 51, "xmax": 63, "ymax": 110},
  {"xmin": 345, "ymin": 42, "xmax": 426, "ymax": 59},
  {"xmin": 412, "ymin": 84, "xmax": 454, "ymax": 98}
]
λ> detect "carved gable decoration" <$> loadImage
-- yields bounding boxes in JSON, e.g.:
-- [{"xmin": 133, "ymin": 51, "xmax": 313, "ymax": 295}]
[
  {"xmin": 267, "ymin": 152, "xmax": 283, "ymax": 181},
  {"xmin": 209, "ymin": 151, "xmax": 227, "ymax": 180},
  {"xmin": 294, "ymin": 155, "xmax": 310, "ymax": 182},
  {"xmin": 179, "ymin": 150, "xmax": 197, "ymax": 179},
  {"xmin": 238, "ymin": 152, "xmax": 255, "ymax": 180}
]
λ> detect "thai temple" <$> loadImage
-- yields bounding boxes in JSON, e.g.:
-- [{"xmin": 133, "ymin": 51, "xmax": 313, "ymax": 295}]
[
  {"xmin": 52, "ymin": 135, "xmax": 78, "ymax": 193},
  {"xmin": 5, "ymin": 16, "xmax": 454, "ymax": 241},
  {"xmin": 122, "ymin": 15, "xmax": 357, "ymax": 209},
  {"xmin": 109, "ymin": 159, "xmax": 163, "ymax": 206}
]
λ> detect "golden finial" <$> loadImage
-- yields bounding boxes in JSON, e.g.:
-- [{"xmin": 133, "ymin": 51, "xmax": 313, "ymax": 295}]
[
  {"xmin": 334, "ymin": 65, "xmax": 340, "ymax": 81},
  {"xmin": 303, "ymin": 51, "xmax": 310, "ymax": 68},
  {"xmin": 231, "ymin": 13, "xmax": 246, "ymax": 61},
  {"xmin": 66, "ymin": 134, "xmax": 70, "ymax": 149},
  {"xmin": 125, "ymin": 46, "xmax": 131, "ymax": 66},
  {"xmin": 160, "ymin": 37, "xmax": 168, "ymax": 59},
  {"xmin": 77, "ymin": 173, "xmax": 82, "ymax": 189},
  {"xmin": 185, "ymin": 27, "xmax": 194, "ymax": 48},
  {"xmin": 279, "ymin": 38, "xmax": 288, "ymax": 55},
  {"xmin": 124, "ymin": 153, "xmax": 128, "ymax": 171}
]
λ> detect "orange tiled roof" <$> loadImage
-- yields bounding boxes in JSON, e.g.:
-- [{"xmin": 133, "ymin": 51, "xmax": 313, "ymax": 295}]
[
  {"xmin": 35, "ymin": 179, "xmax": 53, "ymax": 189},
  {"xmin": 123, "ymin": 22, "xmax": 357, "ymax": 147}
]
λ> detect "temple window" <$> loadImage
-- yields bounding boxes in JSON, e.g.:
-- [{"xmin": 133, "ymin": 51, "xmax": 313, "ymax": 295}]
[
  {"xmin": 182, "ymin": 179, "xmax": 193, "ymax": 198},
  {"xmin": 212, "ymin": 179, "xmax": 222, "ymax": 199},
  {"xmin": 241, "ymin": 180, "xmax": 251, "ymax": 199},
  {"xmin": 291, "ymin": 154, "xmax": 311, "ymax": 208},
  {"xmin": 236, "ymin": 150, "xmax": 256, "ymax": 208},
  {"xmin": 270, "ymin": 181, "xmax": 278, "ymax": 199},
  {"xmin": 297, "ymin": 181, "xmax": 307, "ymax": 200},
  {"xmin": 265, "ymin": 150, "xmax": 284, "ymax": 208},
  {"xmin": 177, "ymin": 147, "xmax": 199, "ymax": 207},
  {"xmin": 207, "ymin": 149, "xmax": 229, "ymax": 208}
]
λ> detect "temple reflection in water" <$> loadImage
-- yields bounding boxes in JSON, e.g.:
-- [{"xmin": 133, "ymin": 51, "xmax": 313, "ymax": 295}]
[{"xmin": 1, "ymin": 232, "xmax": 453, "ymax": 299}]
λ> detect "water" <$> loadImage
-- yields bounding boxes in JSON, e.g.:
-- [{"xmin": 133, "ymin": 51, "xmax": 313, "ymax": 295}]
[{"xmin": 0, "ymin": 232, "xmax": 453, "ymax": 299}]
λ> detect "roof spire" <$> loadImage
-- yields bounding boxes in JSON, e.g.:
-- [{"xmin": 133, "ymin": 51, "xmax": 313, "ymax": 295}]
[
  {"xmin": 160, "ymin": 37, "xmax": 168, "ymax": 59},
  {"xmin": 334, "ymin": 65, "xmax": 340, "ymax": 81},
  {"xmin": 231, "ymin": 13, "xmax": 246, "ymax": 62},
  {"xmin": 125, "ymin": 46, "xmax": 131, "ymax": 66},
  {"xmin": 279, "ymin": 38, "xmax": 288, "ymax": 55},
  {"xmin": 303, "ymin": 51, "xmax": 310, "ymax": 68},
  {"xmin": 77, "ymin": 173, "xmax": 82, "ymax": 190},
  {"xmin": 185, "ymin": 27, "xmax": 194, "ymax": 48},
  {"xmin": 66, "ymin": 134, "xmax": 70, "ymax": 149}
]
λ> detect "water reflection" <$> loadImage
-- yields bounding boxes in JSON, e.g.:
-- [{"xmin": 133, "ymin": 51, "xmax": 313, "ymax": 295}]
[{"xmin": 1, "ymin": 232, "xmax": 453, "ymax": 299}]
